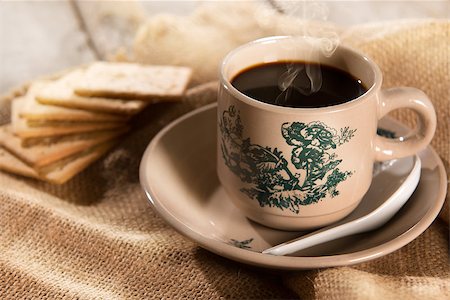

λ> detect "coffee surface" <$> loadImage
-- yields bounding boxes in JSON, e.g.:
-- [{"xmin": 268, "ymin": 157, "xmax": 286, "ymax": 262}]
[{"xmin": 231, "ymin": 61, "xmax": 367, "ymax": 108}]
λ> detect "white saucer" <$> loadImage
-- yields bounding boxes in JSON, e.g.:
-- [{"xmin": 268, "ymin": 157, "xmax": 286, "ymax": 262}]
[{"xmin": 139, "ymin": 103, "xmax": 447, "ymax": 270}]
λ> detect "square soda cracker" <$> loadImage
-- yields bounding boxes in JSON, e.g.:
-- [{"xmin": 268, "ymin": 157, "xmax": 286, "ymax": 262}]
[
  {"xmin": 25, "ymin": 119, "xmax": 126, "ymax": 128},
  {"xmin": 36, "ymin": 69, "xmax": 148, "ymax": 115},
  {"xmin": 11, "ymin": 98, "xmax": 126, "ymax": 139},
  {"xmin": 0, "ymin": 125, "xmax": 128, "ymax": 169},
  {"xmin": 73, "ymin": 62, "xmax": 192, "ymax": 100},
  {"xmin": 17, "ymin": 129, "xmax": 125, "ymax": 148},
  {"xmin": 19, "ymin": 80, "xmax": 128, "ymax": 122},
  {"xmin": 0, "ymin": 148, "xmax": 38, "ymax": 180},
  {"xmin": 0, "ymin": 141, "xmax": 116, "ymax": 184}
]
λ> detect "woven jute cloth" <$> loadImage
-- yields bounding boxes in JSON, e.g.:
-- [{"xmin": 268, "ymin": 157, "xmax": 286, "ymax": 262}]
[{"xmin": 1, "ymin": 21, "xmax": 449, "ymax": 299}]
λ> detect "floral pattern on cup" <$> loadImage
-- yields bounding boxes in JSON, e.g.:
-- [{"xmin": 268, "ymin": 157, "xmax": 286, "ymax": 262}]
[{"xmin": 219, "ymin": 105, "xmax": 357, "ymax": 214}]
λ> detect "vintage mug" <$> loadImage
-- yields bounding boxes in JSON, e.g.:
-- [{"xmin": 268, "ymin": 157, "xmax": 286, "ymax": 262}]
[{"xmin": 217, "ymin": 36, "xmax": 436, "ymax": 231}]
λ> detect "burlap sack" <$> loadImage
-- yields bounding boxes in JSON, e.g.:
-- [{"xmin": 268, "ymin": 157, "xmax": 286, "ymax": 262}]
[{"xmin": 1, "ymin": 21, "xmax": 448, "ymax": 299}]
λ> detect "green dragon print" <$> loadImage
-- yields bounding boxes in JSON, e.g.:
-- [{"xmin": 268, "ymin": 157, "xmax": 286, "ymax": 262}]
[{"xmin": 219, "ymin": 105, "xmax": 357, "ymax": 214}]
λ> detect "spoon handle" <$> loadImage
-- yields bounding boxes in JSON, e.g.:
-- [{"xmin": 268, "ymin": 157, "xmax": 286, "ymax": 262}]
[
  {"xmin": 263, "ymin": 156, "xmax": 421, "ymax": 256},
  {"xmin": 262, "ymin": 221, "xmax": 361, "ymax": 256}
]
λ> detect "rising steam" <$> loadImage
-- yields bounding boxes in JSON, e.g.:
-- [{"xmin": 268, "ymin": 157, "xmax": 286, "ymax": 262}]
[{"xmin": 273, "ymin": 1, "xmax": 340, "ymax": 105}]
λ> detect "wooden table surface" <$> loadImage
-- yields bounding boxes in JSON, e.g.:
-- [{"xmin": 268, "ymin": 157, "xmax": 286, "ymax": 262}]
[{"xmin": 1, "ymin": 0, "xmax": 446, "ymax": 94}]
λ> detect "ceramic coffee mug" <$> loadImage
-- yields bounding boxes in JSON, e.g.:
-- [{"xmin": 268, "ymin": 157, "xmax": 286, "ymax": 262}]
[{"xmin": 217, "ymin": 36, "xmax": 436, "ymax": 231}]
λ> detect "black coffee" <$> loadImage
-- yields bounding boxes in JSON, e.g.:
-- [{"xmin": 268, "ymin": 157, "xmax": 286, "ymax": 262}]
[{"xmin": 231, "ymin": 61, "xmax": 367, "ymax": 108}]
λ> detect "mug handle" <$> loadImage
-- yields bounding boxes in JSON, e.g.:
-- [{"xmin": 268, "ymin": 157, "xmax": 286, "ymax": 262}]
[{"xmin": 375, "ymin": 87, "xmax": 437, "ymax": 161}]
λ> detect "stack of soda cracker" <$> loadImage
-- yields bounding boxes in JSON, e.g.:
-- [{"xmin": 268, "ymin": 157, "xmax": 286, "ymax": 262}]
[{"xmin": 0, "ymin": 62, "xmax": 192, "ymax": 184}]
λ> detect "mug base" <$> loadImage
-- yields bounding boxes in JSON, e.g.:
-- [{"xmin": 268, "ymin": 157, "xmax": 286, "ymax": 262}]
[{"xmin": 241, "ymin": 202, "xmax": 360, "ymax": 231}]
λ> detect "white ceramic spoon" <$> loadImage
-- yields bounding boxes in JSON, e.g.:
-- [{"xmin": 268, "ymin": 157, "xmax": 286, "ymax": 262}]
[{"xmin": 263, "ymin": 155, "xmax": 421, "ymax": 256}]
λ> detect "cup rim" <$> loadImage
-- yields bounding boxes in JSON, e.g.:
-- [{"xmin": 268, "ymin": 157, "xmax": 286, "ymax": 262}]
[{"xmin": 220, "ymin": 36, "xmax": 382, "ymax": 113}]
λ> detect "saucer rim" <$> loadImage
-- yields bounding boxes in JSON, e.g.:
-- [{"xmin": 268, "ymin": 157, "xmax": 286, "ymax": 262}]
[{"xmin": 139, "ymin": 102, "xmax": 447, "ymax": 270}]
